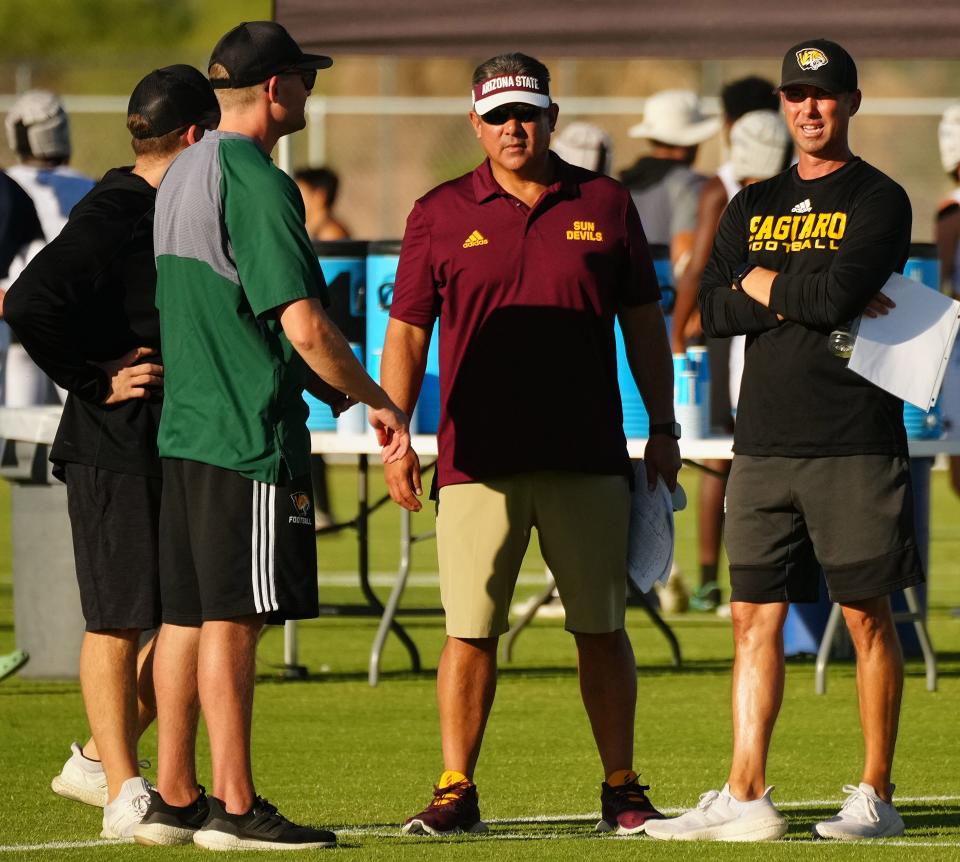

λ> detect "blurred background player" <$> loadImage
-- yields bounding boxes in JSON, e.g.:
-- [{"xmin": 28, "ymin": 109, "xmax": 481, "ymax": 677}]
[
  {"xmin": 669, "ymin": 77, "xmax": 786, "ymax": 609},
  {"xmin": 552, "ymin": 121, "xmax": 613, "ymax": 174},
  {"xmin": 935, "ymin": 105, "xmax": 960, "ymax": 503},
  {"xmin": 0, "ymin": 168, "xmax": 43, "ymax": 682},
  {"xmin": 3, "ymin": 90, "xmax": 95, "ymax": 407},
  {"xmin": 294, "ymin": 166, "xmax": 349, "ymax": 240},
  {"xmin": 621, "ymin": 89, "xmax": 720, "ymax": 279},
  {"xmin": 0, "ymin": 168, "xmax": 43, "ymax": 402},
  {"xmin": 294, "ymin": 165, "xmax": 351, "ymax": 529}
]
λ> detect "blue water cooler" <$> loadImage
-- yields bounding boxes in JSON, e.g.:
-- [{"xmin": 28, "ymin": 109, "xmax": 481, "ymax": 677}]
[
  {"xmin": 617, "ymin": 243, "xmax": 673, "ymax": 438},
  {"xmin": 365, "ymin": 241, "xmax": 441, "ymax": 433},
  {"xmin": 784, "ymin": 244, "xmax": 939, "ymax": 657},
  {"xmin": 303, "ymin": 240, "xmax": 367, "ymax": 431}
]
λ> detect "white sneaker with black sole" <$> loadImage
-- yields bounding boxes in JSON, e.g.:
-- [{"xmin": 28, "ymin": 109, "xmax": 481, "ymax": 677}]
[
  {"xmin": 193, "ymin": 795, "xmax": 336, "ymax": 850},
  {"xmin": 812, "ymin": 783, "xmax": 904, "ymax": 840},
  {"xmin": 101, "ymin": 776, "xmax": 152, "ymax": 839},
  {"xmin": 645, "ymin": 784, "xmax": 788, "ymax": 842},
  {"xmin": 51, "ymin": 742, "xmax": 108, "ymax": 808}
]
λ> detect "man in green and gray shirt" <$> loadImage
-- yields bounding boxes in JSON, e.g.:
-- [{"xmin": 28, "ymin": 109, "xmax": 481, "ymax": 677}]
[{"xmin": 139, "ymin": 21, "xmax": 408, "ymax": 851}]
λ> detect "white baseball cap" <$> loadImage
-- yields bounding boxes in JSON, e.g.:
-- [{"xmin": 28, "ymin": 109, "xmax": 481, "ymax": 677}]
[
  {"xmin": 552, "ymin": 122, "xmax": 613, "ymax": 174},
  {"xmin": 628, "ymin": 89, "xmax": 721, "ymax": 146},
  {"xmin": 939, "ymin": 104, "xmax": 960, "ymax": 173},
  {"xmin": 730, "ymin": 110, "xmax": 791, "ymax": 182}
]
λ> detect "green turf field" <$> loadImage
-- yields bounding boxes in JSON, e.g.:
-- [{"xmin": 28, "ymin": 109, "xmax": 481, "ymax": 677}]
[{"xmin": 0, "ymin": 464, "xmax": 958, "ymax": 859}]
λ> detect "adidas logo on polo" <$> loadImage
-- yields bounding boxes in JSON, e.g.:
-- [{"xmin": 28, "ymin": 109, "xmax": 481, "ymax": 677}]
[
  {"xmin": 462, "ymin": 230, "xmax": 489, "ymax": 248},
  {"xmin": 791, "ymin": 198, "xmax": 812, "ymax": 214}
]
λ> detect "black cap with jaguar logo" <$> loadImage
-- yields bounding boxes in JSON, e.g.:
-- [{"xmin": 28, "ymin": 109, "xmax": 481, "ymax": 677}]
[{"xmin": 778, "ymin": 38, "xmax": 858, "ymax": 94}]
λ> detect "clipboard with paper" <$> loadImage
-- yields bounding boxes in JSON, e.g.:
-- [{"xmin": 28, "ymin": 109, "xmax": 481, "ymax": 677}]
[{"xmin": 848, "ymin": 272, "xmax": 960, "ymax": 410}]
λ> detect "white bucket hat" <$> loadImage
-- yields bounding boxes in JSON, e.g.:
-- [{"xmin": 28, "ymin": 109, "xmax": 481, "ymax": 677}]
[
  {"xmin": 730, "ymin": 110, "xmax": 791, "ymax": 182},
  {"xmin": 939, "ymin": 104, "xmax": 960, "ymax": 173},
  {"xmin": 628, "ymin": 89, "xmax": 721, "ymax": 146}
]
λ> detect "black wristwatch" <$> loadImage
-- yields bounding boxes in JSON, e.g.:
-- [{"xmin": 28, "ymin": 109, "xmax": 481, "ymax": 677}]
[
  {"xmin": 650, "ymin": 421, "xmax": 682, "ymax": 440},
  {"xmin": 732, "ymin": 262, "xmax": 755, "ymax": 291}
]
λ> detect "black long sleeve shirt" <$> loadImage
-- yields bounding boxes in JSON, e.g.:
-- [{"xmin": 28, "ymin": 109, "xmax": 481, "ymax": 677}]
[
  {"xmin": 4, "ymin": 167, "xmax": 162, "ymax": 478},
  {"xmin": 699, "ymin": 158, "xmax": 910, "ymax": 457}
]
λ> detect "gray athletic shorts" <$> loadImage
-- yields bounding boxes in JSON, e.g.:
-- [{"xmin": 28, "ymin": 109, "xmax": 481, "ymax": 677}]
[{"xmin": 724, "ymin": 454, "xmax": 924, "ymax": 604}]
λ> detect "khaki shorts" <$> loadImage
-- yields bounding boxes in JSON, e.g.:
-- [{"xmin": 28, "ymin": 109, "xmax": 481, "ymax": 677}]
[{"xmin": 436, "ymin": 471, "xmax": 630, "ymax": 638}]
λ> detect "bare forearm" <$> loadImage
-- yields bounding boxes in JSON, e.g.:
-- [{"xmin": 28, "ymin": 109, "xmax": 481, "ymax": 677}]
[
  {"xmin": 620, "ymin": 303, "xmax": 675, "ymax": 423},
  {"xmin": 739, "ymin": 266, "xmax": 778, "ymax": 310},
  {"xmin": 281, "ymin": 300, "xmax": 390, "ymax": 408},
  {"xmin": 380, "ymin": 318, "xmax": 431, "ymax": 416}
]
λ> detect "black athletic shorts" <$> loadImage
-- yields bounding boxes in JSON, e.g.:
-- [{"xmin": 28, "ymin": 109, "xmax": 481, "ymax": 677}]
[
  {"xmin": 159, "ymin": 459, "xmax": 319, "ymax": 626},
  {"xmin": 724, "ymin": 454, "xmax": 925, "ymax": 604},
  {"xmin": 64, "ymin": 462, "xmax": 162, "ymax": 632}
]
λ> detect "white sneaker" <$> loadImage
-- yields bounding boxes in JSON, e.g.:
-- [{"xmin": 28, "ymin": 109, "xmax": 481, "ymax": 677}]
[
  {"xmin": 101, "ymin": 776, "xmax": 151, "ymax": 839},
  {"xmin": 51, "ymin": 742, "xmax": 108, "ymax": 808},
  {"xmin": 645, "ymin": 784, "xmax": 788, "ymax": 842},
  {"xmin": 812, "ymin": 783, "xmax": 904, "ymax": 840}
]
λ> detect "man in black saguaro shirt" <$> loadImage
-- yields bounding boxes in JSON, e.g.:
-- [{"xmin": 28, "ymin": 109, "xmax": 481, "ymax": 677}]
[{"xmin": 647, "ymin": 39, "xmax": 922, "ymax": 843}]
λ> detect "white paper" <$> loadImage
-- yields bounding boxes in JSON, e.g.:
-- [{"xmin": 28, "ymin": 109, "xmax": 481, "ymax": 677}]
[
  {"xmin": 626, "ymin": 462, "xmax": 676, "ymax": 594},
  {"xmin": 848, "ymin": 273, "xmax": 960, "ymax": 410}
]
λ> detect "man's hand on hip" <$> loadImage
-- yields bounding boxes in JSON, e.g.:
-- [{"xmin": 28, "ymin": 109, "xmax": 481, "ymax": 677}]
[
  {"xmin": 643, "ymin": 434, "xmax": 681, "ymax": 492},
  {"xmin": 383, "ymin": 448, "xmax": 423, "ymax": 512},
  {"xmin": 95, "ymin": 346, "xmax": 163, "ymax": 405}
]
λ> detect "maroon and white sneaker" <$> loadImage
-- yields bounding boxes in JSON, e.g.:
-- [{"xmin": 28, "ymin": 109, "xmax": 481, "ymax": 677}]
[
  {"xmin": 596, "ymin": 773, "xmax": 665, "ymax": 835},
  {"xmin": 401, "ymin": 772, "xmax": 488, "ymax": 836}
]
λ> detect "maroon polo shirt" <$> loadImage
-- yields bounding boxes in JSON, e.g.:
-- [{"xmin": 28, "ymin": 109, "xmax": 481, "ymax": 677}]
[{"xmin": 390, "ymin": 154, "xmax": 660, "ymax": 489}]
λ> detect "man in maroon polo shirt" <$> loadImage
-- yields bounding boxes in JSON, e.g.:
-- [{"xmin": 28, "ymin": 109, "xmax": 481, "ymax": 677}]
[{"xmin": 381, "ymin": 52, "xmax": 681, "ymax": 837}]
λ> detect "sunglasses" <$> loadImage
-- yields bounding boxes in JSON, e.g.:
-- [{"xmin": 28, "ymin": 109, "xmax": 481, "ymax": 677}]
[
  {"xmin": 480, "ymin": 103, "xmax": 544, "ymax": 125},
  {"xmin": 781, "ymin": 86, "xmax": 837, "ymax": 103},
  {"xmin": 279, "ymin": 67, "xmax": 317, "ymax": 90}
]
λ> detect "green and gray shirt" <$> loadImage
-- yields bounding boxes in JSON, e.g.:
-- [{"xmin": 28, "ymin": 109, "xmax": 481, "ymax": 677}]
[{"xmin": 154, "ymin": 130, "xmax": 327, "ymax": 483}]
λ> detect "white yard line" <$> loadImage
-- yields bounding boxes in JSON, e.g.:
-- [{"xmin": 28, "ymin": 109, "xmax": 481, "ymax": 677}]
[{"xmin": 3, "ymin": 796, "xmax": 959, "ymax": 852}]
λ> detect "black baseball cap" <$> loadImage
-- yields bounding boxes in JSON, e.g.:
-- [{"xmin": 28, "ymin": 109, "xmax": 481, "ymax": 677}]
[
  {"xmin": 127, "ymin": 64, "xmax": 220, "ymax": 139},
  {"xmin": 209, "ymin": 21, "xmax": 333, "ymax": 89},
  {"xmin": 778, "ymin": 39, "xmax": 858, "ymax": 94}
]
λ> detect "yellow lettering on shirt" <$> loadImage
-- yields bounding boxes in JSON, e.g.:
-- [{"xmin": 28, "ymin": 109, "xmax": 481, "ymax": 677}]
[
  {"xmin": 746, "ymin": 210, "xmax": 848, "ymax": 254},
  {"xmin": 566, "ymin": 220, "xmax": 603, "ymax": 242}
]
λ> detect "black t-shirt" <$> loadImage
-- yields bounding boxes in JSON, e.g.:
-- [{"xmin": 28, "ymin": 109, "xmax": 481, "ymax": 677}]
[
  {"xmin": 4, "ymin": 168, "xmax": 162, "ymax": 478},
  {"xmin": 700, "ymin": 158, "xmax": 910, "ymax": 457}
]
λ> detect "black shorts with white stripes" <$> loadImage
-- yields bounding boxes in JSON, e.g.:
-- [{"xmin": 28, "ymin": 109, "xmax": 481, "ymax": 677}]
[{"xmin": 158, "ymin": 458, "xmax": 319, "ymax": 626}]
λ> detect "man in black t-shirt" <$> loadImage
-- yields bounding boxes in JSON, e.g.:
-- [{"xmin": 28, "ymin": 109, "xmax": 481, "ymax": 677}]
[{"xmin": 647, "ymin": 39, "xmax": 922, "ymax": 844}]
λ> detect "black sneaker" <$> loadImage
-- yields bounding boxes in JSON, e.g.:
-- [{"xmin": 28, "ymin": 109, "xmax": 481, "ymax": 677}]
[
  {"xmin": 193, "ymin": 795, "xmax": 336, "ymax": 850},
  {"xmin": 596, "ymin": 773, "xmax": 665, "ymax": 835},
  {"xmin": 133, "ymin": 786, "xmax": 210, "ymax": 846}
]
